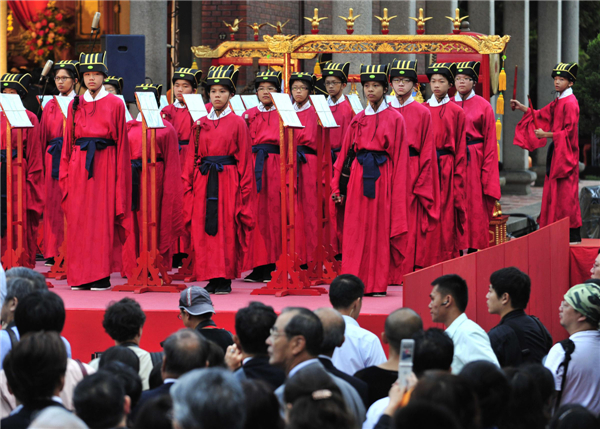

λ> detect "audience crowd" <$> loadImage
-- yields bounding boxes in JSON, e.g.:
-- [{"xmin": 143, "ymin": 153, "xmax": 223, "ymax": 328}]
[{"xmin": 1, "ymin": 267, "xmax": 599, "ymax": 429}]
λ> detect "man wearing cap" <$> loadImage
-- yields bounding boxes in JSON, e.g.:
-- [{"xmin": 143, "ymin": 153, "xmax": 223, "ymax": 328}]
[
  {"xmin": 39, "ymin": 60, "xmax": 79, "ymax": 267},
  {"xmin": 122, "ymin": 84, "xmax": 183, "ymax": 279},
  {"xmin": 423, "ymin": 63, "xmax": 467, "ymax": 264},
  {"xmin": 452, "ymin": 62, "xmax": 501, "ymax": 254},
  {"xmin": 544, "ymin": 283, "xmax": 600, "ymax": 416},
  {"xmin": 1, "ymin": 73, "xmax": 43, "ymax": 267},
  {"xmin": 178, "ymin": 286, "xmax": 234, "ymax": 353},
  {"xmin": 511, "ymin": 62, "xmax": 581, "ymax": 243},
  {"xmin": 59, "ymin": 52, "xmax": 131, "ymax": 290},
  {"xmin": 388, "ymin": 59, "xmax": 438, "ymax": 282}
]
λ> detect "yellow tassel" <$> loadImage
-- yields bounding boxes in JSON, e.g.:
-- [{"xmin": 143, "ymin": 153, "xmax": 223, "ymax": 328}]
[
  {"xmin": 499, "ymin": 68, "xmax": 506, "ymax": 92},
  {"xmin": 314, "ymin": 61, "xmax": 321, "ymax": 75},
  {"xmin": 496, "ymin": 118, "xmax": 502, "ymax": 141},
  {"xmin": 496, "ymin": 93, "xmax": 504, "ymax": 115},
  {"xmin": 390, "ymin": 89, "xmax": 395, "ymax": 96}
]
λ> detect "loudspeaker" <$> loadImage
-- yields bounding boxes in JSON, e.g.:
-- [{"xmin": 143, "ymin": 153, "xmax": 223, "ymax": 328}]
[{"xmin": 101, "ymin": 35, "xmax": 145, "ymax": 103}]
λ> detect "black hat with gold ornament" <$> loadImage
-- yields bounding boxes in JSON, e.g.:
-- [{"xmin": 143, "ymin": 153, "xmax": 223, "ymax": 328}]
[
  {"xmin": 104, "ymin": 76, "xmax": 124, "ymax": 94},
  {"xmin": 426, "ymin": 62, "xmax": 457, "ymax": 85},
  {"xmin": 389, "ymin": 59, "xmax": 418, "ymax": 84},
  {"xmin": 289, "ymin": 72, "xmax": 316, "ymax": 92},
  {"xmin": 78, "ymin": 52, "xmax": 108, "ymax": 79},
  {"xmin": 1, "ymin": 73, "xmax": 32, "ymax": 98},
  {"xmin": 314, "ymin": 77, "xmax": 328, "ymax": 96},
  {"xmin": 552, "ymin": 62, "xmax": 578, "ymax": 82},
  {"xmin": 322, "ymin": 62, "xmax": 351, "ymax": 84},
  {"xmin": 255, "ymin": 70, "xmax": 282, "ymax": 92},
  {"xmin": 360, "ymin": 64, "xmax": 390, "ymax": 86},
  {"xmin": 135, "ymin": 83, "xmax": 163, "ymax": 105},
  {"xmin": 173, "ymin": 67, "xmax": 202, "ymax": 89},
  {"xmin": 203, "ymin": 65, "xmax": 239, "ymax": 94},
  {"xmin": 54, "ymin": 60, "xmax": 80, "ymax": 81},
  {"xmin": 454, "ymin": 61, "xmax": 480, "ymax": 83}
]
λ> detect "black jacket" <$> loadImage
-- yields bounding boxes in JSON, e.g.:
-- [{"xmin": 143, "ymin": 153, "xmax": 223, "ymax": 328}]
[
  {"xmin": 234, "ymin": 356, "xmax": 286, "ymax": 390},
  {"xmin": 319, "ymin": 356, "xmax": 369, "ymax": 407},
  {"xmin": 1, "ymin": 399, "xmax": 65, "ymax": 429}
]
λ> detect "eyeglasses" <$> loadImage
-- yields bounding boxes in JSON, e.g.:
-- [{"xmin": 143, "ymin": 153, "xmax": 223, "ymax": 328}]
[
  {"xmin": 54, "ymin": 77, "xmax": 73, "ymax": 82},
  {"xmin": 269, "ymin": 327, "xmax": 286, "ymax": 338},
  {"xmin": 392, "ymin": 78, "xmax": 413, "ymax": 85},
  {"xmin": 257, "ymin": 87, "xmax": 277, "ymax": 92},
  {"xmin": 291, "ymin": 86, "xmax": 309, "ymax": 92},
  {"xmin": 325, "ymin": 81, "xmax": 342, "ymax": 87},
  {"xmin": 455, "ymin": 77, "xmax": 473, "ymax": 83}
]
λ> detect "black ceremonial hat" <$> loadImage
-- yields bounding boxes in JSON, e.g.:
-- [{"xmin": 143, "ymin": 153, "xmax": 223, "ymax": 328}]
[
  {"xmin": 322, "ymin": 62, "xmax": 351, "ymax": 84},
  {"xmin": 1, "ymin": 73, "xmax": 32, "ymax": 97},
  {"xmin": 203, "ymin": 65, "xmax": 239, "ymax": 93},
  {"xmin": 389, "ymin": 59, "xmax": 418, "ymax": 83},
  {"xmin": 255, "ymin": 70, "xmax": 282, "ymax": 91},
  {"xmin": 426, "ymin": 62, "xmax": 457, "ymax": 84},
  {"xmin": 79, "ymin": 52, "xmax": 108, "ymax": 77},
  {"xmin": 289, "ymin": 72, "xmax": 316, "ymax": 91},
  {"xmin": 454, "ymin": 61, "xmax": 480, "ymax": 81},
  {"xmin": 314, "ymin": 77, "xmax": 328, "ymax": 96},
  {"xmin": 104, "ymin": 76, "xmax": 124, "ymax": 94},
  {"xmin": 173, "ymin": 67, "xmax": 202, "ymax": 88},
  {"xmin": 552, "ymin": 62, "xmax": 578, "ymax": 82},
  {"xmin": 54, "ymin": 60, "xmax": 80, "ymax": 81},
  {"xmin": 135, "ymin": 83, "xmax": 163, "ymax": 105},
  {"xmin": 360, "ymin": 64, "xmax": 389, "ymax": 86}
]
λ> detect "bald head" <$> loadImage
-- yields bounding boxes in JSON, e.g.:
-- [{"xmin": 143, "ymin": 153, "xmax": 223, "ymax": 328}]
[
  {"xmin": 314, "ymin": 308, "xmax": 345, "ymax": 357},
  {"xmin": 385, "ymin": 308, "xmax": 423, "ymax": 351}
]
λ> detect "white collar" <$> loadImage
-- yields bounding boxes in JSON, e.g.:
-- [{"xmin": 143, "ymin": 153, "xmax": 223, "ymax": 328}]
[
  {"xmin": 327, "ymin": 95, "xmax": 346, "ymax": 106},
  {"xmin": 207, "ymin": 106, "xmax": 232, "ymax": 120},
  {"xmin": 83, "ymin": 85, "xmax": 108, "ymax": 102},
  {"xmin": 294, "ymin": 100, "xmax": 311, "ymax": 112},
  {"xmin": 136, "ymin": 112, "xmax": 143, "ymax": 122},
  {"xmin": 445, "ymin": 312, "xmax": 468, "ymax": 337},
  {"xmin": 174, "ymin": 99, "xmax": 186, "ymax": 108},
  {"xmin": 288, "ymin": 358, "xmax": 320, "ymax": 379},
  {"xmin": 51, "ymin": 396, "xmax": 64, "ymax": 404},
  {"xmin": 58, "ymin": 89, "xmax": 76, "ymax": 98},
  {"xmin": 163, "ymin": 378, "xmax": 178, "ymax": 384},
  {"xmin": 258, "ymin": 102, "xmax": 276, "ymax": 113},
  {"xmin": 365, "ymin": 99, "xmax": 389, "ymax": 115},
  {"xmin": 427, "ymin": 93, "xmax": 450, "ymax": 107},
  {"xmin": 391, "ymin": 95, "xmax": 415, "ymax": 108},
  {"xmin": 318, "ymin": 354, "xmax": 333, "ymax": 362},
  {"xmin": 558, "ymin": 87, "xmax": 573, "ymax": 100},
  {"xmin": 454, "ymin": 90, "xmax": 475, "ymax": 102},
  {"xmin": 242, "ymin": 356, "xmax": 254, "ymax": 365}
]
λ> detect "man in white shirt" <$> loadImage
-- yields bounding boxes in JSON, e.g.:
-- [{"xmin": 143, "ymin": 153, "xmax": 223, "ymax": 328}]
[
  {"xmin": 544, "ymin": 283, "xmax": 600, "ymax": 416},
  {"xmin": 429, "ymin": 274, "xmax": 499, "ymax": 374},
  {"xmin": 329, "ymin": 275, "xmax": 387, "ymax": 375}
]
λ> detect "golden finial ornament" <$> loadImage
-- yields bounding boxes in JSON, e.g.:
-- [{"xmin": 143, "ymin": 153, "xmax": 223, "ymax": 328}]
[
  {"xmin": 493, "ymin": 201, "xmax": 502, "ymax": 218},
  {"xmin": 267, "ymin": 20, "xmax": 290, "ymax": 35},
  {"xmin": 246, "ymin": 22, "xmax": 267, "ymax": 41},
  {"xmin": 339, "ymin": 8, "xmax": 361, "ymax": 35},
  {"xmin": 445, "ymin": 8, "xmax": 468, "ymax": 34},
  {"xmin": 375, "ymin": 8, "xmax": 397, "ymax": 35},
  {"xmin": 304, "ymin": 8, "xmax": 328, "ymax": 35},
  {"xmin": 223, "ymin": 18, "xmax": 244, "ymax": 41},
  {"xmin": 409, "ymin": 8, "xmax": 432, "ymax": 35}
]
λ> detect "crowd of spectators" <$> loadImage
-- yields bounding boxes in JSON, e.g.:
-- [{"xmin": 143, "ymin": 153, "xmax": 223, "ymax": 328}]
[{"xmin": 1, "ymin": 266, "xmax": 599, "ymax": 429}]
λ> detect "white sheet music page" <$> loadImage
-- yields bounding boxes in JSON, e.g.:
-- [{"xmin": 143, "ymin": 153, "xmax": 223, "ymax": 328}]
[
  {"xmin": 0, "ymin": 94, "xmax": 33, "ymax": 128},
  {"xmin": 270, "ymin": 93, "xmax": 304, "ymax": 128},
  {"xmin": 309, "ymin": 94, "xmax": 339, "ymax": 129},
  {"xmin": 54, "ymin": 96, "xmax": 71, "ymax": 119},
  {"xmin": 346, "ymin": 94, "xmax": 364, "ymax": 115},
  {"xmin": 116, "ymin": 95, "xmax": 133, "ymax": 122},
  {"xmin": 241, "ymin": 94, "xmax": 260, "ymax": 110},
  {"xmin": 182, "ymin": 94, "xmax": 209, "ymax": 122},
  {"xmin": 136, "ymin": 92, "xmax": 166, "ymax": 129}
]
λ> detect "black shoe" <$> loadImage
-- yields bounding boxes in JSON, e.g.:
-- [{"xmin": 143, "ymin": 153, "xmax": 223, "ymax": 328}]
[
  {"xmin": 244, "ymin": 266, "xmax": 265, "ymax": 283},
  {"xmin": 71, "ymin": 284, "xmax": 91, "ymax": 291},
  {"xmin": 364, "ymin": 292, "xmax": 387, "ymax": 297},
  {"xmin": 172, "ymin": 253, "xmax": 188, "ymax": 268},
  {"xmin": 215, "ymin": 279, "xmax": 232, "ymax": 295},
  {"xmin": 299, "ymin": 264, "xmax": 308, "ymax": 270},
  {"xmin": 263, "ymin": 263, "xmax": 276, "ymax": 283},
  {"xmin": 90, "ymin": 277, "xmax": 111, "ymax": 291},
  {"xmin": 45, "ymin": 257, "xmax": 55, "ymax": 267},
  {"xmin": 334, "ymin": 254, "xmax": 342, "ymax": 261},
  {"xmin": 205, "ymin": 278, "xmax": 219, "ymax": 294}
]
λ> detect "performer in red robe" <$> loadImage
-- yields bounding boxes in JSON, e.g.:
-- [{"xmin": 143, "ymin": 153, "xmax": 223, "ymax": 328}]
[
  {"xmin": 512, "ymin": 62, "xmax": 581, "ymax": 242},
  {"xmin": 423, "ymin": 63, "xmax": 468, "ymax": 264},
  {"xmin": 388, "ymin": 59, "xmax": 439, "ymax": 283},
  {"xmin": 59, "ymin": 52, "xmax": 131, "ymax": 290},
  {"xmin": 1, "ymin": 73, "xmax": 43, "ymax": 267},
  {"xmin": 161, "ymin": 67, "xmax": 202, "ymax": 267},
  {"xmin": 289, "ymin": 72, "xmax": 322, "ymax": 267},
  {"xmin": 332, "ymin": 64, "xmax": 409, "ymax": 296},
  {"xmin": 122, "ymin": 84, "xmax": 183, "ymax": 278},
  {"xmin": 243, "ymin": 71, "xmax": 282, "ymax": 283},
  {"xmin": 38, "ymin": 60, "xmax": 79, "ymax": 265},
  {"xmin": 182, "ymin": 65, "xmax": 255, "ymax": 294},
  {"xmin": 452, "ymin": 62, "xmax": 501, "ymax": 252},
  {"xmin": 322, "ymin": 62, "xmax": 355, "ymax": 258}
]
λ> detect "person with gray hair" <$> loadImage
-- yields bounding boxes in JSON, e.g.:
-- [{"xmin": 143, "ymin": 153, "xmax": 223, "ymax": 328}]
[
  {"xmin": 170, "ymin": 368, "xmax": 246, "ymax": 429},
  {"xmin": 314, "ymin": 308, "xmax": 369, "ymax": 407}
]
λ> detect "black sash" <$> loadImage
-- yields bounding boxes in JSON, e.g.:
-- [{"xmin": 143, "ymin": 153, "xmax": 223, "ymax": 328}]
[
  {"xmin": 252, "ymin": 144, "xmax": 280, "ymax": 193},
  {"xmin": 47, "ymin": 137, "xmax": 63, "ymax": 180},
  {"xmin": 178, "ymin": 139, "xmax": 189, "ymax": 152},
  {"xmin": 74, "ymin": 138, "xmax": 116, "ymax": 179},
  {"xmin": 331, "ymin": 147, "xmax": 342, "ymax": 165},
  {"xmin": 199, "ymin": 155, "xmax": 237, "ymax": 236},
  {"xmin": 466, "ymin": 138, "xmax": 484, "ymax": 165},
  {"xmin": 297, "ymin": 145, "xmax": 317, "ymax": 177},
  {"xmin": 546, "ymin": 141, "xmax": 554, "ymax": 177},
  {"xmin": 356, "ymin": 149, "xmax": 388, "ymax": 199},
  {"xmin": 436, "ymin": 149, "xmax": 454, "ymax": 185},
  {"xmin": 131, "ymin": 158, "xmax": 164, "ymax": 211}
]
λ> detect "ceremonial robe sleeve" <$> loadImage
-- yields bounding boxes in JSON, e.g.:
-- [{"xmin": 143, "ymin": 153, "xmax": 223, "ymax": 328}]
[
  {"xmin": 58, "ymin": 99, "xmax": 74, "ymax": 212},
  {"xmin": 513, "ymin": 103, "xmax": 553, "ymax": 151},
  {"xmin": 549, "ymin": 99, "xmax": 579, "ymax": 180},
  {"xmin": 390, "ymin": 113, "xmax": 409, "ymax": 265},
  {"xmin": 454, "ymin": 109, "xmax": 468, "ymax": 249},
  {"xmin": 24, "ymin": 113, "xmax": 44, "ymax": 221},
  {"xmin": 114, "ymin": 101, "xmax": 132, "ymax": 245},
  {"xmin": 234, "ymin": 118, "xmax": 257, "ymax": 256},
  {"xmin": 481, "ymin": 103, "xmax": 501, "ymax": 200},
  {"xmin": 413, "ymin": 109, "xmax": 439, "ymax": 233},
  {"xmin": 158, "ymin": 123, "xmax": 184, "ymax": 255},
  {"xmin": 331, "ymin": 117, "xmax": 358, "ymax": 196},
  {"xmin": 181, "ymin": 124, "xmax": 198, "ymax": 234}
]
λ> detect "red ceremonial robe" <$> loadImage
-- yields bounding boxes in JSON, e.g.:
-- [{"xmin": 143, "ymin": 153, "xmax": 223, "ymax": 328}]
[
  {"xmin": 182, "ymin": 109, "xmax": 255, "ymax": 280},
  {"xmin": 452, "ymin": 92, "xmax": 501, "ymax": 249},
  {"xmin": 389, "ymin": 98, "xmax": 439, "ymax": 284},
  {"xmin": 245, "ymin": 105, "xmax": 282, "ymax": 267},
  {"xmin": 122, "ymin": 117, "xmax": 184, "ymax": 278},
  {"xmin": 294, "ymin": 104, "xmax": 323, "ymax": 265},
  {"xmin": 39, "ymin": 97, "xmax": 69, "ymax": 258},
  {"xmin": 1, "ymin": 110, "xmax": 43, "ymax": 267},
  {"xmin": 423, "ymin": 96, "xmax": 468, "ymax": 264},
  {"xmin": 328, "ymin": 96, "xmax": 355, "ymax": 255},
  {"xmin": 59, "ymin": 91, "xmax": 131, "ymax": 286},
  {"xmin": 332, "ymin": 105, "xmax": 409, "ymax": 294},
  {"xmin": 513, "ymin": 90, "xmax": 581, "ymax": 228}
]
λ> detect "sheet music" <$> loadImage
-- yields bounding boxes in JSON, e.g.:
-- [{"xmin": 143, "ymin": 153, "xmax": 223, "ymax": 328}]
[
  {"xmin": 159, "ymin": 95, "xmax": 169, "ymax": 111},
  {"xmin": 270, "ymin": 93, "xmax": 304, "ymax": 128},
  {"xmin": 309, "ymin": 94, "xmax": 339, "ymax": 129},
  {"xmin": 0, "ymin": 94, "xmax": 33, "ymax": 128},
  {"xmin": 346, "ymin": 94, "xmax": 364, "ymax": 115},
  {"xmin": 241, "ymin": 94, "xmax": 260, "ymax": 110},
  {"xmin": 54, "ymin": 96, "xmax": 72, "ymax": 119},
  {"xmin": 135, "ymin": 92, "xmax": 166, "ymax": 129},
  {"xmin": 37, "ymin": 95, "xmax": 53, "ymax": 109},
  {"xmin": 229, "ymin": 95, "xmax": 246, "ymax": 116},
  {"xmin": 182, "ymin": 94, "xmax": 209, "ymax": 122},
  {"xmin": 116, "ymin": 95, "xmax": 133, "ymax": 122}
]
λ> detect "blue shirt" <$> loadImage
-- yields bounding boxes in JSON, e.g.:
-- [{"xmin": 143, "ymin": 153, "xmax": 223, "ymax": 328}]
[{"xmin": 0, "ymin": 327, "xmax": 72, "ymax": 368}]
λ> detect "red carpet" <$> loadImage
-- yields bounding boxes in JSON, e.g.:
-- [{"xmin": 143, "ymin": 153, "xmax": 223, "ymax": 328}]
[{"xmin": 41, "ymin": 265, "xmax": 402, "ymax": 361}]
